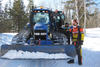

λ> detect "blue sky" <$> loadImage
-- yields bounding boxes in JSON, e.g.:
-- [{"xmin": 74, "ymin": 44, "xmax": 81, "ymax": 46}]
[{"xmin": 95, "ymin": 0, "xmax": 100, "ymax": 7}]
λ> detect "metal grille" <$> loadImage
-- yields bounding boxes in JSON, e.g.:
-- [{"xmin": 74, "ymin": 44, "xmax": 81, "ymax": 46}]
[{"xmin": 34, "ymin": 30, "xmax": 47, "ymax": 40}]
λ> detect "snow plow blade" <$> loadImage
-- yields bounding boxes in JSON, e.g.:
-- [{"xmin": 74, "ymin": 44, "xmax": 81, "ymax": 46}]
[{"xmin": 0, "ymin": 44, "xmax": 76, "ymax": 59}]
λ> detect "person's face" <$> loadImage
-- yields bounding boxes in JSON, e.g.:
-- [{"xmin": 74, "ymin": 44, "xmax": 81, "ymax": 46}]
[{"xmin": 73, "ymin": 21, "xmax": 77, "ymax": 26}]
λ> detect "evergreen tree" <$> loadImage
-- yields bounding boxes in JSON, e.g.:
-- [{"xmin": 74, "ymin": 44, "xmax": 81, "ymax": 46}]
[
  {"xmin": 9, "ymin": 0, "xmax": 28, "ymax": 32},
  {"xmin": 0, "ymin": 0, "xmax": 3, "ymax": 23},
  {"xmin": 0, "ymin": 0, "xmax": 5, "ymax": 32}
]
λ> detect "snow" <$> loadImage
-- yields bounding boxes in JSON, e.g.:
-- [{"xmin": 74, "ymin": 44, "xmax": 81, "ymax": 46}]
[
  {"xmin": 2, "ymin": 50, "xmax": 69, "ymax": 59},
  {"xmin": 0, "ymin": 33, "xmax": 17, "ymax": 46},
  {"xmin": 0, "ymin": 33, "xmax": 70, "ymax": 59},
  {"xmin": 0, "ymin": 28, "xmax": 100, "ymax": 67},
  {"xmin": 83, "ymin": 28, "xmax": 100, "ymax": 51}
]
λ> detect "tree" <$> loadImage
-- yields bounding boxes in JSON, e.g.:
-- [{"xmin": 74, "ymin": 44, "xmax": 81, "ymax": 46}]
[
  {"xmin": 0, "ymin": 0, "xmax": 2, "ymax": 32},
  {"xmin": 64, "ymin": 0, "xmax": 75, "ymax": 23},
  {"xmin": 9, "ymin": 0, "xmax": 28, "ymax": 32},
  {"xmin": 26, "ymin": 0, "xmax": 35, "ymax": 14},
  {"xmin": 64, "ymin": 0, "xmax": 96, "ymax": 27},
  {"xmin": 87, "ymin": 8, "xmax": 100, "ymax": 28},
  {"xmin": 0, "ymin": 0, "xmax": 7, "ymax": 33},
  {"xmin": 0, "ymin": 0, "xmax": 3, "ymax": 24}
]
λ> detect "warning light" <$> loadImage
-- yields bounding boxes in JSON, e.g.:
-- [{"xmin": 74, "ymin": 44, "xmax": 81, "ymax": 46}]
[
  {"xmin": 34, "ymin": 11, "xmax": 37, "ymax": 12},
  {"xmin": 45, "ymin": 11, "xmax": 48, "ymax": 13},
  {"xmin": 40, "ymin": 6, "xmax": 43, "ymax": 9}
]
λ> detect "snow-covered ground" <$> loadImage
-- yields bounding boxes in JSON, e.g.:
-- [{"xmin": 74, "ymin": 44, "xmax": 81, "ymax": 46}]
[
  {"xmin": 0, "ymin": 28, "xmax": 100, "ymax": 67},
  {"xmin": 0, "ymin": 33, "xmax": 17, "ymax": 46},
  {"xmin": 2, "ymin": 50, "xmax": 69, "ymax": 59}
]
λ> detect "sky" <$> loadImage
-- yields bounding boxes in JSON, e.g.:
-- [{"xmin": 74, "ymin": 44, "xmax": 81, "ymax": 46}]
[
  {"xmin": 1, "ymin": 0, "xmax": 100, "ymax": 11},
  {"xmin": 1, "ymin": 0, "xmax": 66, "ymax": 11},
  {"xmin": 33, "ymin": 0, "xmax": 65, "ymax": 10},
  {"xmin": 94, "ymin": 0, "xmax": 100, "ymax": 8}
]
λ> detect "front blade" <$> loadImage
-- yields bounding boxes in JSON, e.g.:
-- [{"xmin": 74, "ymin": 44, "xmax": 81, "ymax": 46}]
[{"xmin": 0, "ymin": 44, "xmax": 76, "ymax": 59}]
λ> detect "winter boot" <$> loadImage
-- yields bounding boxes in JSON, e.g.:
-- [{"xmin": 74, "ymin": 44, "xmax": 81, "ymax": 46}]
[
  {"xmin": 67, "ymin": 59, "xmax": 74, "ymax": 64},
  {"xmin": 78, "ymin": 56, "xmax": 82, "ymax": 65}
]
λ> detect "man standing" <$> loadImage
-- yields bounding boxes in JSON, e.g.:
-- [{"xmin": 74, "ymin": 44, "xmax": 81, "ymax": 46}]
[
  {"xmin": 67, "ymin": 19, "xmax": 84, "ymax": 65},
  {"xmin": 64, "ymin": 22, "xmax": 70, "ymax": 44}
]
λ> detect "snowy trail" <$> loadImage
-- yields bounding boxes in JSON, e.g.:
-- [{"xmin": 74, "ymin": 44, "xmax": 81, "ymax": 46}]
[
  {"xmin": 0, "ymin": 28, "xmax": 100, "ymax": 67},
  {"xmin": 0, "ymin": 59, "xmax": 87, "ymax": 67}
]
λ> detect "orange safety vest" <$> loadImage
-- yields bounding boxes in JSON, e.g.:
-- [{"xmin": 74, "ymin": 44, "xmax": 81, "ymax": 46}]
[{"xmin": 69, "ymin": 26, "xmax": 84, "ymax": 42}]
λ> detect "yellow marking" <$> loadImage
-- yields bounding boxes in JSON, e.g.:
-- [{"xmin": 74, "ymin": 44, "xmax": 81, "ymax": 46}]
[
  {"xmin": 81, "ymin": 33, "xmax": 84, "ymax": 41},
  {"xmin": 80, "ymin": 48, "xmax": 82, "ymax": 56}
]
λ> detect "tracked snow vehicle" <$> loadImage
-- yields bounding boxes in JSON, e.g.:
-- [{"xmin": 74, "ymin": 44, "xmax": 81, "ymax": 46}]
[{"xmin": 0, "ymin": 8, "xmax": 76, "ymax": 60}]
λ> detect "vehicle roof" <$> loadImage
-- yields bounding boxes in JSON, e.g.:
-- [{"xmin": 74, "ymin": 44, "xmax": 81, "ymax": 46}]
[{"xmin": 32, "ymin": 9, "xmax": 51, "ymax": 11}]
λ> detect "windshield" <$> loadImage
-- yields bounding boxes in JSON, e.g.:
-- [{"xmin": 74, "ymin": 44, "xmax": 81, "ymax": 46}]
[{"xmin": 33, "ymin": 12, "xmax": 50, "ymax": 24}]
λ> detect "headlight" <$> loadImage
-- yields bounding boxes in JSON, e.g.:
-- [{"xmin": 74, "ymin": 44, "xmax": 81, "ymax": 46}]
[
  {"xmin": 34, "ymin": 33, "xmax": 40, "ymax": 35},
  {"xmin": 40, "ymin": 33, "xmax": 46, "ymax": 35},
  {"xmin": 34, "ymin": 33, "xmax": 46, "ymax": 35}
]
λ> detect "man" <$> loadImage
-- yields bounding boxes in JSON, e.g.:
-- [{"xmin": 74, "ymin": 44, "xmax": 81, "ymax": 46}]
[
  {"xmin": 67, "ymin": 19, "xmax": 84, "ymax": 65},
  {"xmin": 54, "ymin": 10, "xmax": 63, "ymax": 31},
  {"xmin": 64, "ymin": 22, "xmax": 70, "ymax": 44}
]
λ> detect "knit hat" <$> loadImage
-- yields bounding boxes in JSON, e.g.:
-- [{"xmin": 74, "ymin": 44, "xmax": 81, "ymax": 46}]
[{"xmin": 73, "ymin": 19, "xmax": 78, "ymax": 24}]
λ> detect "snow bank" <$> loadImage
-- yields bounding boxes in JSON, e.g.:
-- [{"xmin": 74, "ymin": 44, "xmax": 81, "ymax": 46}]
[
  {"xmin": 0, "ymin": 33, "xmax": 17, "ymax": 46},
  {"xmin": 83, "ymin": 28, "xmax": 100, "ymax": 51},
  {"xmin": 1, "ymin": 50, "xmax": 69, "ymax": 59}
]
